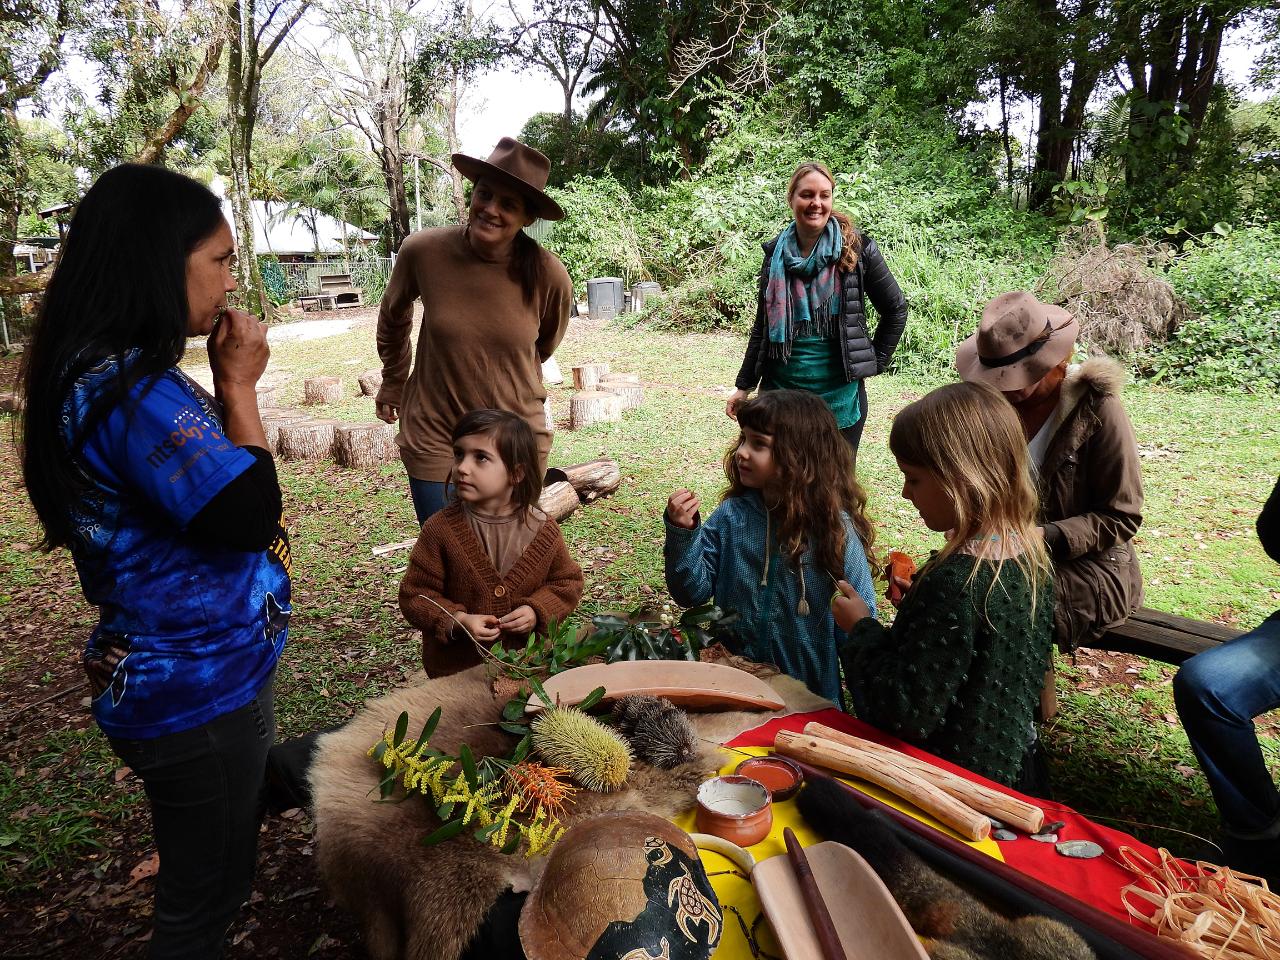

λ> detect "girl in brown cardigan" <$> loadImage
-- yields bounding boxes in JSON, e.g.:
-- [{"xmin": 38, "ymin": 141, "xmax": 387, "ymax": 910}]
[{"xmin": 399, "ymin": 410, "xmax": 584, "ymax": 676}]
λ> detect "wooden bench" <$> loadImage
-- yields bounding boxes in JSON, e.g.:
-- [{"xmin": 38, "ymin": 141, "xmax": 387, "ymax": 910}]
[
  {"xmin": 318, "ymin": 272, "xmax": 364, "ymax": 309},
  {"xmin": 1092, "ymin": 607, "xmax": 1243, "ymax": 665}
]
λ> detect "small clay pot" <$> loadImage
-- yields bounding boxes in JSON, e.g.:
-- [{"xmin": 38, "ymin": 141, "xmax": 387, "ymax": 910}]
[
  {"xmin": 695, "ymin": 775, "xmax": 773, "ymax": 847},
  {"xmin": 734, "ymin": 755, "xmax": 804, "ymax": 802}
]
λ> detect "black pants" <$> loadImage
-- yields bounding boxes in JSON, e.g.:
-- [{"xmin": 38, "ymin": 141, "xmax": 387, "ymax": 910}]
[
  {"xmin": 109, "ymin": 678, "xmax": 276, "ymax": 959},
  {"xmin": 839, "ymin": 379, "xmax": 870, "ymax": 458}
]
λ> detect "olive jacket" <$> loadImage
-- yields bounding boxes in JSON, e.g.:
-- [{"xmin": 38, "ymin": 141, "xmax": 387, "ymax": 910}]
[
  {"xmin": 735, "ymin": 232, "xmax": 909, "ymax": 391},
  {"xmin": 1038, "ymin": 356, "xmax": 1145, "ymax": 651}
]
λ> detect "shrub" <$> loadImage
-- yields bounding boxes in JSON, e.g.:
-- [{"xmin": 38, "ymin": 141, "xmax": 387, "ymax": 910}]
[
  {"xmin": 1148, "ymin": 225, "xmax": 1280, "ymax": 391},
  {"xmin": 259, "ymin": 258, "xmax": 290, "ymax": 306}
]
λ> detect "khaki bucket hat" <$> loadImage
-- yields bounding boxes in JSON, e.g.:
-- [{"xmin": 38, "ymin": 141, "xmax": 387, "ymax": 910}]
[{"xmin": 956, "ymin": 291, "xmax": 1079, "ymax": 391}]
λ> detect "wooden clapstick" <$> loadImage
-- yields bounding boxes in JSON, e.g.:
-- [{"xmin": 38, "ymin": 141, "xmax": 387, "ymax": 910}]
[
  {"xmin": 774, "ymin": 730, "xmax": 991, "ymax": 842},
  {"xmin": 803, "ymin": 722, "xmax": 1045, "ymax": 834},
  {"xmin": 783, "ymin": 828, "xmax": 848, "ymax": 960}
]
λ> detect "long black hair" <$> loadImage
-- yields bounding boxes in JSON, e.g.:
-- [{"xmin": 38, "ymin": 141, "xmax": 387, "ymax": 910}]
[{"xmin": 19, "ymin": 163, "xmax": 226, "ymax": 549}]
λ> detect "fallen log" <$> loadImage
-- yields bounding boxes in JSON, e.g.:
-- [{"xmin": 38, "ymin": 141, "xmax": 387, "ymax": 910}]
[
  {"xmin": 538, "ymin": 480, "xmax": 580, "ymax": 522},
  {"xmin": 278, "ymin": 419, "xmax": 338, "ymax": 461},
  {"xmin": 559, "ymin": 459, "xmax": 622, "ymax": 503},
  {"xmin": 303, "ymin": 376, "xmax": 344, "ymax": 405},
  {"xmin": 569, "ymin": 389, "xmax": 622, "ymax": 429},
  {"xmin": 334, "ymin": 422, "xmax": 399, "ymax": 468},
  {"xmin": 802, "ymin": 722, "xmax": 1045, "ymax": 834},
  {"xmin": 774, "ymin": 729, "xmax": 990, "ymax": 842}
]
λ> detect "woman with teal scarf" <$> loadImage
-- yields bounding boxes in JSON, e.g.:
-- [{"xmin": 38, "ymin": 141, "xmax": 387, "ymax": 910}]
[{"xmin": 728, "ymin": 162, "xmax": 908, "ymax": 457}]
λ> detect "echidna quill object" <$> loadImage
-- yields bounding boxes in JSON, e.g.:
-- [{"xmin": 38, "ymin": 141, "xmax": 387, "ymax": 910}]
[
  {"xmin": 531, "ymin": 707, "xmax": 632, "ymax": 792},
  {"xmin": 611, "ymin": 695, "xmax": 699, "ymax": 769}
]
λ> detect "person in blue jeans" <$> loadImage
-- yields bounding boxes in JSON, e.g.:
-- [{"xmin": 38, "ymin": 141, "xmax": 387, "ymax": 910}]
[
  {"xmin": 20, "ymin": 165, "xmax": 290, "ymax": 958},
  {"xmin": 1174, "ymin": 475, "xmax": 1280, "ymax": 878}
]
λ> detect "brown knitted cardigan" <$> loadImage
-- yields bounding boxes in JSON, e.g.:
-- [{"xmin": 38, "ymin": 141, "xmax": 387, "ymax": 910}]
[{"xmin": 399, "ymin": 502, "xmax": 584, "ymax": 676}]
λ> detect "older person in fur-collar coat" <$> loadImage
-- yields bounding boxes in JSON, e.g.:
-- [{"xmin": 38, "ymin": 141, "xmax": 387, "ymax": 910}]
[{"xmin": 957, "ymin": 293, "xmax": 1144, "ymax": 662}]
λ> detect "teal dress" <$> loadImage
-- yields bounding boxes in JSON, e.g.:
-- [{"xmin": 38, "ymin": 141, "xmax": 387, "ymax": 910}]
[{"xmin": 764, "ymin": 334, "xmax": 861, "ymax": 429}]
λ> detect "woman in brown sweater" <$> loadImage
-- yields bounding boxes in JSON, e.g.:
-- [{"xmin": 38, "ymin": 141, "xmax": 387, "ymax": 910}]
[
  {"xmin": 399, "ymin": 410, "xmax": 583, "ymax": 676},
  {"xmin": 376, "ymin": 138, "xmax": 575, "ymax": 523}
]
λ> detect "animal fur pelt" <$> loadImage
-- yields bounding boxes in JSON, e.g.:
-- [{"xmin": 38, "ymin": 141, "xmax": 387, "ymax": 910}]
[
  {"xmin": 310, "ymin": 657, "xmax": 828, "ymax": 960},
  {"xmin": 796, "ymin": 778, "xmax": 1096, "ymax": 960}
]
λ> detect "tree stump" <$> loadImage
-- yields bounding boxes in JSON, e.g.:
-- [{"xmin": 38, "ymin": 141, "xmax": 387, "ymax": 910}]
[
  {"xmin": 255, "ymin": 384, "xmax": 279, "ymax": 407},
  {"xmin": 571, "ymin": 363, "xmax": 610, "ymax": 391},
  {"xmin": 541, "ymin": 356, "xmax": 564, "ymax": 385},
  {"xmin": 278, "ymin": 419, "xmax": 338, "ymax": 460},
  {"xmin": 334, "ymin": 422, "xmax": 399, "ymax": 468},
  {"xmin": 357, "ymin": 370, "xmax": 383, "ymax": 396},
  {"xmin": 569, "ymin": 389, "xmax": 622, "ymax": 429},
  {"xmin": 599, "ymin": 373, "xmax": 643, "ymax": 410},
  {"xmin": 538, "ymin": 481, "xmax": 580, "ymax": 522},
  {"xmin": 261, "ymin": 411, "xmax": 311, "ymax": 455},
  {"xmin": 303, "ymin": 376, "xmax": 344, "ymax": 405},
  {"xmin": 543, "ymin": 396, "xmax": 555, "ymax": 433},
  {"xmin": 560, "ymin": 459, "xmax": 622, "ymax": 503},
  {"xmin": 0, "ymin": 390, "xmax": 26, "ymax": 414}
]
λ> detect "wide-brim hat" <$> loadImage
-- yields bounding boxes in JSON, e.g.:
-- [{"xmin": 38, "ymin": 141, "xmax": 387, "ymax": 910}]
[
  {"xmin": 519, "ymin": 812, "xmax": 721, "ymax": 960},
  {"xmin": 452, "ymin": 137, "xmax": 565, "ymax": 222},
  {"xmin": 956, "ymin": 291, "xmax": 1079, "ymax": 391}
]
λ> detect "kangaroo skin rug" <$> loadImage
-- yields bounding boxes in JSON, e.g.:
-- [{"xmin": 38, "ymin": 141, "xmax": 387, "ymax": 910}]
[{"xmin": 796, "ymin": 777, "xmax": 1097, "ymax": 960}]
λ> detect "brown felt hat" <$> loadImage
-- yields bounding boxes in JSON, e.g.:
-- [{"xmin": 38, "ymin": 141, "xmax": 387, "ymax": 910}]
[
  {"xmin": 452, "ymin": 137, "xmax": 565, "ymax": 222},
  {"xmin": 519, "ymin": 812, "xmax": 721, "ymax": 960},
  {"xmin": 955, "ymin": 291, "xmax": 1079, "ymax": 391}
]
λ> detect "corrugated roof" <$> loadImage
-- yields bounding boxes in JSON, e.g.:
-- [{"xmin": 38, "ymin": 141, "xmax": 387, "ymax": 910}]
[{"xmin": 221, "ymin": 199, "xmax": 379, "ymax": 255}]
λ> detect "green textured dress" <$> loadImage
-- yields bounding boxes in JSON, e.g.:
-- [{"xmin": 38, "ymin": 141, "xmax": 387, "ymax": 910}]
[{"xmin": 839, "ymin": 552, "xmax": 1053, "ymax": 786}]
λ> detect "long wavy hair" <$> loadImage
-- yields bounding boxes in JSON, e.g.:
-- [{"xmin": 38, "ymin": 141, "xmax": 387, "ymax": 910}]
[
  {"xmin": 721, "ymin": 389, "xmax": 877, "ymax": 579},
  {"xmin": 20, "ymin": 164, "xmax": 226, "ymax": 550},
  {"xmin": 786, "ymin": 161, "xmax": 862, "ymax": 273},
  {"xmin": 889, "ymin": 381, "xmax": 1052, "ymax": 612}
]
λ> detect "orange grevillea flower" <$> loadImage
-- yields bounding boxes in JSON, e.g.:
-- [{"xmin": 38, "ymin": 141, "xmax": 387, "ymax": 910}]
[{"xmin": 504, "ymin": 761, "xmax": 578, "ymax": 818}]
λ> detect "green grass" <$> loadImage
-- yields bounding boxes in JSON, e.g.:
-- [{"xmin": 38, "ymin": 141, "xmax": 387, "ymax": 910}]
[{"xmin": 1, "ymin": 312, "xmax": 1277, "ymax": 895}]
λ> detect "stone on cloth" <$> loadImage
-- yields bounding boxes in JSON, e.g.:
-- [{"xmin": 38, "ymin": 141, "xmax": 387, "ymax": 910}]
[{"xmin": 309, "ymin": 658, "xmax": 828, "ymax": 960}]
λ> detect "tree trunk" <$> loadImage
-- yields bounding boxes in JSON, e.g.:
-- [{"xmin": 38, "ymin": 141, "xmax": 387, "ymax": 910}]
[
  {"xmin": 538, "ymin": 480, "xmax": 580, "ymax": 522},
  {"xmin": 278, "ymin": 419, "xmax": 338, "ymax": 460},
  {"xmin": 569, "ymin": 389, "xmax": 622, "ymax": 429},
  {"xmin": 334, "ymin": 422, "xmax": 399, "ymax": 468},
  {"xmin": 135, "ymin": 31, "xmax": 226, "ymax": 165},
  {"xmin": 445, "ymin": 73, "xmax": 467, "ymax": 221},
  {"xmin": 303, "ymin": 376, "xmax": 344, "ymax": 404}
]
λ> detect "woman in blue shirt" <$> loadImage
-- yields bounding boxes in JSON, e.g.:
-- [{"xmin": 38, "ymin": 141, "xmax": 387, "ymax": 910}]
[{"xmin": 20, "ymin": 164, "xmax": 289, "ymax": 958}]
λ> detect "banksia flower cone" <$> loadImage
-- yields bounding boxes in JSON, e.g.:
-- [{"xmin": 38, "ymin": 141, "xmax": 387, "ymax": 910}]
[{"xmin": 531, "ymin": 707, "xmax": 632, "ymax": 792}]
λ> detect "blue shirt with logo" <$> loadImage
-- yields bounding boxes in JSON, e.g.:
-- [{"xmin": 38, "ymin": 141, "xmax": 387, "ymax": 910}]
[{"xmin": 62, "ymin": 355, "xmax": 291, "ymax": 739}]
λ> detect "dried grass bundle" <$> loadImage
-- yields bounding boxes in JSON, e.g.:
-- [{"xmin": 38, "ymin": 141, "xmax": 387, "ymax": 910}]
[
  {"xmin": 1120, "ymin": 845, "xmax": 1280, "ymax": 958},
  {"xmin": 1037, "ymin": 232, "xmax": 1190, "ymax": 355}
]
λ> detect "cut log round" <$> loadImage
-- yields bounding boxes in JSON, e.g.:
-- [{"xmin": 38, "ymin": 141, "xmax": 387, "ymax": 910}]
[
  {"xmin": 600, "ymin": 374, "xmax": 643, "ymax": 410},
  {"xmin": 278, "ymin": 419, "xmax": 338, "ymax": 461},
  {"xmin": 560, "ymin": 459, "xmax": 622, "ymax": 503},
  {"xmin": 538, "ymin": 481, "xmax": 580, "ymax": 522},
  {"xmin": 569, "ymin": 389, "xmax": 622, "ymax": 430},
  {"xmin": 543, "ymin": 396, "xmax": 555, "ymax": 432},
  {"xmin": 570, "ymin": 364, "xmax": 610, "ymax": 391},
  {"xmin": 334, "ymin": 422, "xmax": 399, "ymax": 468},
  {"xmin": 303, "ymin": 376, "xmax": 344, "ymax": 405},
  {"xmin": 256, "ymin": 384, "xmax": 279, "ymax": 407},
  {"xmin": 541, "ymin": 356, "xmax": 564, "ymax": 385},
  {"xmin": 357, "ymin": 370, "xmax": 383, "ymax": 396},
  {"xmin": 261, "ymin": 411, "xmax": 311, "ymax": 455}
]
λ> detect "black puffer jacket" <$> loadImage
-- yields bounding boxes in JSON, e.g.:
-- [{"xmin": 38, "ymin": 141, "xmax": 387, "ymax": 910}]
[{"xmin": 735, "ymin": 232, "xmax": 909, "ymax": 391}]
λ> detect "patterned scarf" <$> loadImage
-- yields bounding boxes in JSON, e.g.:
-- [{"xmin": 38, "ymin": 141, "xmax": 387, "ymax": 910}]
[{"xmin": 763, "ymin": 218, "xmax": 843, "ymax": 361}]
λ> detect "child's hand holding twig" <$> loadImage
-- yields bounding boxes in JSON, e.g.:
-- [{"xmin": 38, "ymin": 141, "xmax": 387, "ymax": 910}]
[
  {"xmin": 667, "ymin": 489, "xmax": 700, "ymax": 529},
  {"xmin": 497, "ymin": 605, "xmax": 536, "ymax": 633},
  {"xmin": 831, "ymin": 579, "xmax": 872, "ymax": 632},
  {"xmin": 457, "ymin": 612, "xmax": 500, "ymax": 642}
]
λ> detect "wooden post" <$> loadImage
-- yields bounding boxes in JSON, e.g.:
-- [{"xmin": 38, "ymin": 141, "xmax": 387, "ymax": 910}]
[
  {"xmin": 303, "ymin": 376, "xmax": 344, "ymax": 405},
  {"xmin": 538, "ymin": 481, "xmax": 580, "ymax": 522},
  {"xmin": 334, "ymin": 422, "xmax": 399, "ymax": 468},
  {"xmin": 600, "ymin": 373, "xmax": 643, "ymax": 410},
  {"xmin": 774, "ymin": 730, "xmax": 990, "ymax": 842},
  {"xmin": 357, "ymin": 370, "xmax": 383, "ymax": 397},
  {"xmin": 569, "ymin": 389, "xmax": 622, "ymax": 429},
  {"xmin": 277, "ymin": 419, "xmax": 338, "ymax": 461}
]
